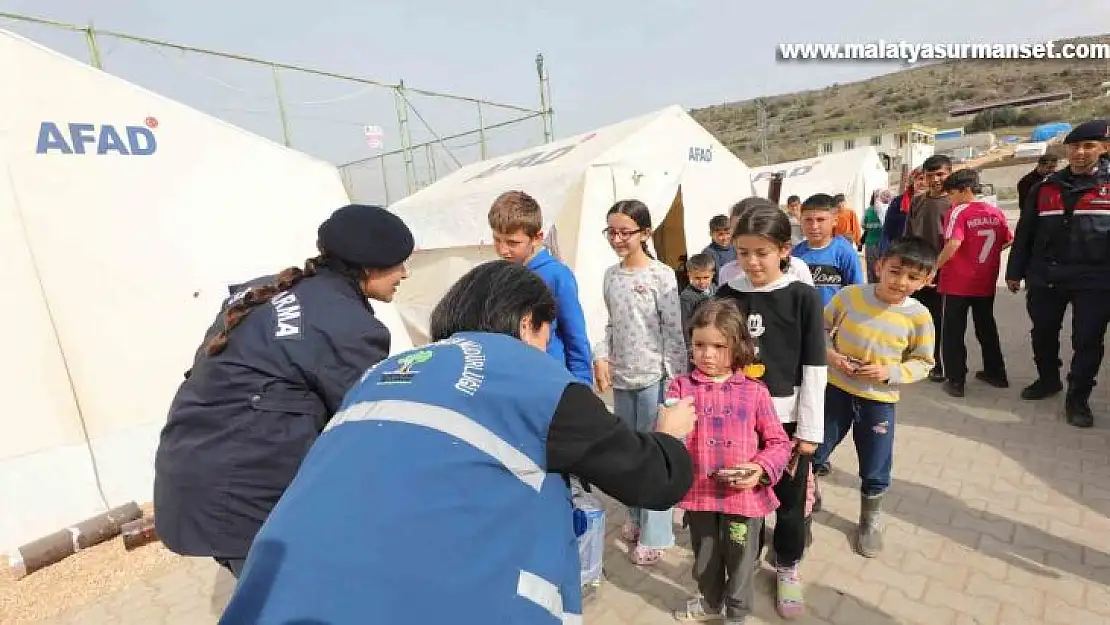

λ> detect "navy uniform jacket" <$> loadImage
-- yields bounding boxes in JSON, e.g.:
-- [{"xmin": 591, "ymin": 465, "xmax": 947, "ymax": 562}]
[
  {"xmin": 1006, "ymin": 161, "xmax": 1110, "ymax": 289},
  {"xmin": 154, "ymin": 266, "xmax": 391, "ymax": 559}
]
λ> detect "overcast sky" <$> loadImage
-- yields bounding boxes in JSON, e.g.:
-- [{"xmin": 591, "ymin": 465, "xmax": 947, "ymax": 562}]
[{"xmin": 3, "ymin": 0, "xmax": 1106, "ymax": 190}]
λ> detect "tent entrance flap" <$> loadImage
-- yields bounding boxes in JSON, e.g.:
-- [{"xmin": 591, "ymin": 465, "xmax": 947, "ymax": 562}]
[{"xmin": 652, "ymin": 188, "xmax": 686, "ymax": 270}]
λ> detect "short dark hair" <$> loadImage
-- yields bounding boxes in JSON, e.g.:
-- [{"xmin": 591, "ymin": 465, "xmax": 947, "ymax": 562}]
[
  {"xmin": 786, "ymin": 195, "xmax": 801, "ymax": 204},
  {"xmin": 833, "ymin": 193, "xmax": 846, "ymax": 205},
  {"xmin": 922, "ymin": 155, "xmax": 953, "ymax": 172},
  {"xmin": 689, "ymin": 299, "xmax": 756, "ymax": 371},
  {"xmin": 1038, "ymin": 154, "xmax": 1060, "ymax": 165},
  {"xmin": 429, "ymin": 260, "xmax": 556, "ymax": 341},
  {"xmin": 880, "ymin": 236, "xmax": 938, "ymax": 273},
  {"xmin": 801, "ymin": 193, "xmax": 836, "ymax": 212},
  {"xmin": 709, "ymin": 215, "xmax": 730, "ymax": 231},
  {"xmin": 686, "ymin": 253, "xmax": 715, "ymax": 272},
  {"xmin": 941, "ymin": 168, "xmax": 981, "ymax": 193}
]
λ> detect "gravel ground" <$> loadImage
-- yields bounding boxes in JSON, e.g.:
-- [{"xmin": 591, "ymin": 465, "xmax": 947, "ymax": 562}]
[{"xmin": 0, "ymin": 505, "xmax": 179, "ymax": 625}]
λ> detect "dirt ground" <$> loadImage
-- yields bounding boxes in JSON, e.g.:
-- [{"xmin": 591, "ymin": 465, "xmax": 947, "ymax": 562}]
[{"xmin": 0, "ymin": 505, "xmax": 179, "ymax": 625}]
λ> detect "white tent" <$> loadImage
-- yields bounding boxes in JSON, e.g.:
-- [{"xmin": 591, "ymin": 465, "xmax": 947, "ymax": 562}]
[
  {"xmin": 750, "ymin": 146, "xmax": 890, "ymax": 217},
  {"xmin": 0, "ymin": 29, "xmax": 411, "ymax": 552},
  {"xmin": 388, "ymin": 105, "xmax": 755, "ymax": 347}
]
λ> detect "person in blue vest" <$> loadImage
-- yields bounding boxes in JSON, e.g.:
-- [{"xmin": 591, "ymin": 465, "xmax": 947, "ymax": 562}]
[
  {"xmin": 219, "ymin": 260, "xmax": 697, "ymax": 625},
  {"xmin": 154, "ymin": 204, "xmax": 414, "ymax": 579}
]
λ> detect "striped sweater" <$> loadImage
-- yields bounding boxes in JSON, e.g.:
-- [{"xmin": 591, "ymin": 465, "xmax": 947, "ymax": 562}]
[{"xmin": 824, "ymin": 284, "xmax": 935, "ymax": 403}]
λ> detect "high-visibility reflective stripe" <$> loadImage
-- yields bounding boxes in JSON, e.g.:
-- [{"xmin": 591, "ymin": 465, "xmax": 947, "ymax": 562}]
[
  {"xmin": 515, "ymin": 570, "xmax": 582, "ymax": 624},
  {"xmin": 326, "ymin": 399, "xmax": 546, "ymax": 492},
  {"xmin": 518, "ymin": 570, "xmax": 562, "ymax": 619}
]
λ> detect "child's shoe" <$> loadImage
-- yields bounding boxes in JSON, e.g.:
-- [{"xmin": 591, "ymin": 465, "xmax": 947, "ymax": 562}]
[
  {"xmin": 775, "ymin": 564, "xmax": 805, "ymax": 619},
  {"xmin": 672, "ymin": 594, "xmax": 721, "ymax": 621}
]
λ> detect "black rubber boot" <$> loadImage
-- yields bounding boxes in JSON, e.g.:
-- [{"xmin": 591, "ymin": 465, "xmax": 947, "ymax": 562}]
[
  {"xmin": 1065, "ymin": 386, "xmax": 1095, "ymax": 428},
  {"xmin": 1021, "ymin": 378, "xmax": 1063, "ymax": 400},
  {"xmin": 975, "ymin": 370, "xmax": 1009, "ymax": 388},
  {"xmin": 856, "ymin": 494, "xmax": 884, "ymax": 558}
]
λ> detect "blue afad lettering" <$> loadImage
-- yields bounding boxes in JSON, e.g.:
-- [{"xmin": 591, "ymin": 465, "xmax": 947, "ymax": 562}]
[
  {"xmin": 751, "ymin": 164, "xmax": 813, "ymax": 183},
  {"xmin": 35, "ymin": 122, "xmax": 158, "ymax": 156},
  {"xmin": 465, "ymin": 145, "xmax": 576, "ymax": 182},
  {"xmin": 688, "ymin": 146, "xmax": 713, "ymax": 162}
]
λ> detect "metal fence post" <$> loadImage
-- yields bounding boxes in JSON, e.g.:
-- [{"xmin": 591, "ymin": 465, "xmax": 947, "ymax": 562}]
[
  {"xmin": 394, "ymin": 81, "xmax": 416, "ymax": 195},
  {"xmin": 271, "ymin": 65, "xmax": 292, "ymax": 147},
  {"xmin": 84, "ymin": 22, "xmax": 103, "ymax": 69},
  {"xmin": 477, "ymin": 101, "xmax": 488, "ymax": 160}
]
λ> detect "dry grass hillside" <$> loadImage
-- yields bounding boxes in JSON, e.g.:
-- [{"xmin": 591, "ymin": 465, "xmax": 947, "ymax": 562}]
[{"xmin": 693, "ymin": 34, "xmax": 1110, "ymax": 164}]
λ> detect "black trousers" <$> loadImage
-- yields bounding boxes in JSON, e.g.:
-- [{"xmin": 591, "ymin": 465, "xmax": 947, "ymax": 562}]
[
  {"xmin": 1026, "ymin": 286, "xmax": 1110, "ymax": 389},
  {"xmin": 941, "ymin": 294, "xmax": 1005, "ymax": 383},
  {"xmin": 767, "ymin": 422, "xmax": 811, "ymax": 568},
  {"xmin": 687, "ymin": 512, "xmax": 762, "ymax": 620},
  {"xmin": 215, "ymin": 557, "xmax": 246, "ymax": 578},
  {"xmin": 913, "ymin": 286, "xmax": 944, "ymax": 374}
]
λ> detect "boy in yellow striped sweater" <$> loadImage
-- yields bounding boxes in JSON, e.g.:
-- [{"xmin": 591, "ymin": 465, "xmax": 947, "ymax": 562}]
[{"xmin": 814, "ymin": 236, "xmax": 936, "ymax": 558}]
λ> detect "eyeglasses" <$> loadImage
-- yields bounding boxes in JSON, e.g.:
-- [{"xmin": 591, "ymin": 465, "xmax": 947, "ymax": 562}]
[{"xmin": 602, "ymin": 227, "xmax": 644, "ymax": 241}]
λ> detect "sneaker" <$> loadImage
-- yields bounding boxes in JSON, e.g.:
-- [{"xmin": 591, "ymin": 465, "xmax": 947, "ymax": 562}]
[
  {"xmin": 630, "ymin": 545, "xmax": 663, "ymax": 566},
  {"xmin": 1020, "ymin": 379, "xmax": 1062, "ymax": 400},
  {"xmin": 974, "ymin": 370, "xmax": 1009, "ymax": 388},
  {"xmin": 672, "ymin": 594, "xmax": 721, "ymax": 622},
  {"xmin": 928, "ymin": 367, "xmax": 945, "ymax": 383},
  {"xmin": 943, "ymin": 379, "xmax": 965, "ymax": 398},
  {"xmin": 775, "ymin": 564, "xmax": 805, "ymax": 619}
]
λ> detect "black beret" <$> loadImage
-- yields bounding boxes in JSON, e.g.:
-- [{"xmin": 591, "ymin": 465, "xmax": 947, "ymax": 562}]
[
  {"xmin": 317, "ymin": 204, "xmax": 414, "ymax": 269},
  {"xmin": 1063, "ymin": 119, "xmax": 1110, "ymax": 144}
]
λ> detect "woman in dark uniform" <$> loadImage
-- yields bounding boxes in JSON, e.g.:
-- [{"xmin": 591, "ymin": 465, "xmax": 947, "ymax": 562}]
[{"xmin": 153, "ymin": 204, "xmax": 415, "ymax": 577}]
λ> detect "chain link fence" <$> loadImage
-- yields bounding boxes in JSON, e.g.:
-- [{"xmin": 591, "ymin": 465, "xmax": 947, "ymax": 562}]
[{"xmin": 1, "ymin": 12, "xmax": 551, "ymax": 205}]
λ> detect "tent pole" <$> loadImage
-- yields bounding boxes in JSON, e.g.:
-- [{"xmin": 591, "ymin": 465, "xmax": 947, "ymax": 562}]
[
  {"xmin": 394, "ymin": 81, "xmax": 416, "ymax": 195},
  {"xmin": 536, "ymin": 53, "xmax": 554, "ymax": 143}
]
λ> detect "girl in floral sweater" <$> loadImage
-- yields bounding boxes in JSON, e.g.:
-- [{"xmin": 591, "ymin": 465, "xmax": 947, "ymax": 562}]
[
  {"xmin": 669, "ymin": 299, "xmax": 792, "ymax": 625},
  {"xmin": 593, "ymin": 199, "xmax": 689, "ymax": 566}
]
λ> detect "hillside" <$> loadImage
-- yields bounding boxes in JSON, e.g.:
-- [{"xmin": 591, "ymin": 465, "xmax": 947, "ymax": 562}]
[{"xmin": 692, "ymin": 34, "xmax": 1110, "ymax": 165}]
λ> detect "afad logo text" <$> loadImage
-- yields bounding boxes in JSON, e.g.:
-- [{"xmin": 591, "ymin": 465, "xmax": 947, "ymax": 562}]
[{"xmin": 36, "ymin": 117, "xmax": 160, "ymax": 156}]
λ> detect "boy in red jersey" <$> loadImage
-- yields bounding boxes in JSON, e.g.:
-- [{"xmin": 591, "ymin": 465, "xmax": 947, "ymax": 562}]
[{"xmin": 936, "ymin": 168, "xmax": 1014, "ymax": 397}]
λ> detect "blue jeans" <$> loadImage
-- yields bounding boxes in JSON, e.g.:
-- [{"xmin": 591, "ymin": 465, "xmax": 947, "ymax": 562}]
[
  {"xmin": 814, "ymin": 385, "xmax": 896, "ymax": 497},
  {"xmin": 612, "ymin": 381, "xmax": 675, "ymax": 549}
]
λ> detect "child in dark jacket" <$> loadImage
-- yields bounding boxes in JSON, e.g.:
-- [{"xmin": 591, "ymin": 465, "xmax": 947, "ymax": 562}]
[
  {"xmin": 702, "ymin": 214, "xmax": 736, "ymax": 284},
  {"xmin": 679, "ymin": 253, "xmax": 716, "ymax": 353}
]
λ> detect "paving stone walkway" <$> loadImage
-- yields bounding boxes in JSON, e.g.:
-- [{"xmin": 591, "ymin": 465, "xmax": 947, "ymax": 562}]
[{"xmin": 36, "ymin": 288, "xmax": 1110, "ymax": 624}]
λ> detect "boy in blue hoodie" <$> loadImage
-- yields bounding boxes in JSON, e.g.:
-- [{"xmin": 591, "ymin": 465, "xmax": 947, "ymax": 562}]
[
  {"xmin": 488, "ymin": 190, "xmax": 593, "ymax": 384},
  {"xmin": 793, "ymin": 193, "xmax": 864, "ymax": 307}
]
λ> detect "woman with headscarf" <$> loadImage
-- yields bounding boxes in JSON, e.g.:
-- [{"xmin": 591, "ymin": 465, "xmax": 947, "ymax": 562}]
[
  {"xmin": 154, "ymin": 204, "xmax": 415, "ymax": 578},
  {"xmin": 880, "ymin": 168, "xmax": 922, "ymax": 253},
  {"xmin": 862, "ymin": 188, "xmax": 893, "ymax": 281},
  {"xmin": 218, "ymin": 260, "xmax": 696, "ymax": 625}
]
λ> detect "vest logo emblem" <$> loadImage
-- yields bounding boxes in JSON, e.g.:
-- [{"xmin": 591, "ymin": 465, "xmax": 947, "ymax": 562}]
[{"xmin": 378, "ymin": 349, "xmax": 434, "ymax": 385}]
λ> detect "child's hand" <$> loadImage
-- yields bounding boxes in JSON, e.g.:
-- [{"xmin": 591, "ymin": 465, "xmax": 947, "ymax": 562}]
[
  {"xmin": 794, "ymin": 439, "xmax": 818, "ymax": 455},
  {"xmin": 827, "ymin": 350, "xmax": 857, "ymax": 374},
  {"xmin": 593, "ymin": 359, "xmax": 612, "ymax": 393},
  {"xmin": 722, "ymin": 463, "xmax": 764, "ymax": 490},
  {"xmin": 853, "ymin": 363, "xmax": 889, "ymax": 382}
]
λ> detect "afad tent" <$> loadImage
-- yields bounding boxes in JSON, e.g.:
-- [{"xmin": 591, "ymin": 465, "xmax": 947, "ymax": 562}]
[
  {"xmin": 750, "ymin": 146, "xmax": 890, "ymax": 218},
  {"xmin": 0, "ymin": 29, "xmax": 411, "ymax": 552},
  {"xmin": 388, "ymin": 105, "xmax": 755, "ymax": 347}
]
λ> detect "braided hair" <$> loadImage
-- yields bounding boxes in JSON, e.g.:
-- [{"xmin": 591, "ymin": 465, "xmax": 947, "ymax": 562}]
[{"xmin": 204, "ymin": 253, "xmax": 369, "ymax": 356}]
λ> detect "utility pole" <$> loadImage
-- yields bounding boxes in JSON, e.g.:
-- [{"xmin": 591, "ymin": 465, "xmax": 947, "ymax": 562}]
[{"xmin": 756, "ymin": 98, "xmax": 769, "ymax": 165}]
